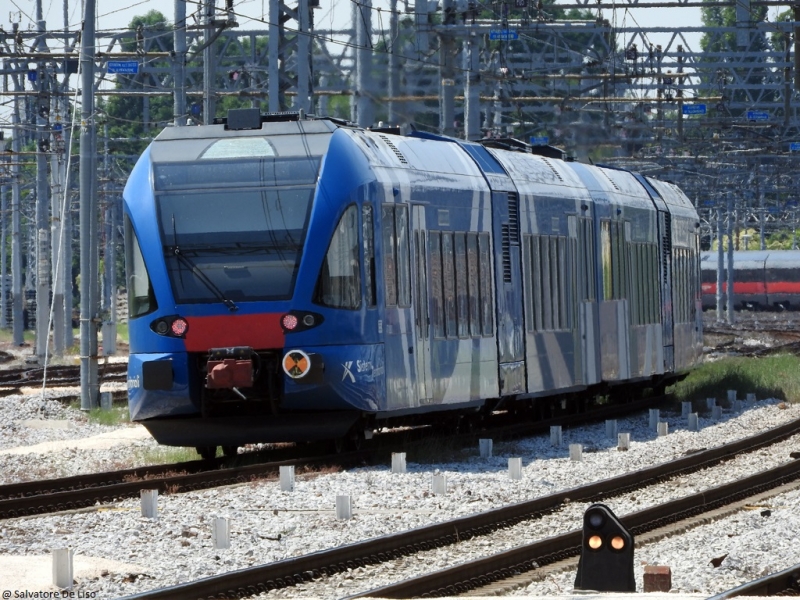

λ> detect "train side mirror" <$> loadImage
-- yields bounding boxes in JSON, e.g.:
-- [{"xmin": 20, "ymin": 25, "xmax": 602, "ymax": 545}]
[{"xmin": 574, "ymin": 503, "xmax": 635, "ymax": 592}]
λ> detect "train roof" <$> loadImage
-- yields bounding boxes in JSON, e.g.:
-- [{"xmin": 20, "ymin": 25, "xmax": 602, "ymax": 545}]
[{"xmin": 700, "ymin": 250, "xmax": 800, "ymax": 269}]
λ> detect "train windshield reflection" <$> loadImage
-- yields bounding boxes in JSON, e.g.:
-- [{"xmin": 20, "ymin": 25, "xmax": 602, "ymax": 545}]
[{"xmin": 155, "ymin": 159, "xmax": 316, "ymax": 303}]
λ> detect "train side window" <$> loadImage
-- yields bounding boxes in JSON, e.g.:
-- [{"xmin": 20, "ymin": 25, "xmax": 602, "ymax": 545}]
[
  {"xmin": 478, "ymin": 232, "xmax": 494, "ymax": 336},
  {"xmin": 529, "ymin": 236, "xmax": 543, "ymax": 331},
  {"xmin": 558, "ymin": 236, "xmax": 569, "ymax": 329},
  {"xmin": 382, "ymin": 204, "xmax": 397, "ymax": 306},
  {"xmin": 580, "ymin": 218, "xmax": 596, "ymax": 302},
  {"xmin": 550, "ymin": 237, "xmax": 560, "ymax": 329},
  {"xmin": 455, "ymin": 233, "xmax": 469, "ymax": 338},
  {"xmin": 363, "ymin": 204, "xmax": 376, "ymax": 307},
  {"xmin": 396, "ymin": 205, "xmax": 411, "ymax": 307},
  {"xmin": 442, "ymin": 232, "xmax": 457, "ymax": 338},
  {"xmin": 601, "ymin": 221, "xmax": 612, "ymax": 301},
  {"xmin": 314, "ymin": 205, "xmax": 361, "ymax": 309},
  {"xmin": 124, "ymin": 215, "xmax": 158, "ymax": 318},
  {"xmin": 466, "ymin": 233, "xmax": 480, "ymax": 337},
  {"xmin": 429, "ymin": 232, "xmax": 445, "ymax": 338},
  {"xmin": 541, "ymin": 236, "xmax": 553, "ymax": 329}
]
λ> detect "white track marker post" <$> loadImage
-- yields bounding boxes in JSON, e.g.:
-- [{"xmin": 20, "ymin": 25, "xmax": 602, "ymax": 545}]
[
  {"xmin": 649, "ymin": 409, "xmax": 660, "ymax": 431},
  {"xmin": 100, "ymin": 391, "xmax": 112, "ymax": 411},
  {"xmin": 569, "ymin": 444, "xmax": 583, "ymax": 461},
  {"xmin": 681, "ymin": 402, "xmax": 692, "ymax": 418},
  {"xmin": 605, "ymin": 419, "xmax": 618, "ymax": 439},
  {"xmin": 432, "ymin": 474, "xmax": 447, "ymax": 495},
  {"xmin": 618, "ymin": 432, "xmax": 630, "ymax": 451},
  {"xmin": 712, "ymin": 405, "xmax": 723, "ymax": 420},
  {"xmin": 279, "ymin": 465, "xmax": 295, "ymax": 492},
  {"xmin": 727, "ymin": 390, "xmax": 737, "ymax": 406},
  {"xmin": 52, "ymin": 548, "xmax": 73, "ymax": 589},
  {"xmin": 657, "ymin": 421, "xmax": 669, "ymax": 437},
  {"xmin": 707, "ymin": 397, "xmax": 716, "ymax": 410},
  {"xmin": 688, "ymin": 413, "xmax": 700, "ymax": 431},
  {"xmin": 336, "ymin": 495, "xmax": 352, "ymax": 520},
  {"xmin": 140, "ymin": 489, "xmax": 158, "ymax": 519},
  {"xmin": 508, "ymin": 457, "xmax": 522, "ymax": 480},
  {"xmin": 479, "ymin": 438, "xmax": 493, "ymax": 458},
  {"xmin": 391, "ymin": 452, "xmax": 407, "ymax": 474},
  {"xmin": 213, "ymin": 517, "xmax": 230, "ymax": 549},
  {"xmin": 550, "ymin": 425, "xmax": 562, "ymax": 447},
  {"xmin": 747, "ymin": 392, "xmax": 756, "ymax": 403}
]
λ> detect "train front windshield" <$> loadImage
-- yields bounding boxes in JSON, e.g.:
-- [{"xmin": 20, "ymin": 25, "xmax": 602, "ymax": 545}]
[{"xmin": 154, "ymin": 155, "xmax": 319, "ymax": 304}]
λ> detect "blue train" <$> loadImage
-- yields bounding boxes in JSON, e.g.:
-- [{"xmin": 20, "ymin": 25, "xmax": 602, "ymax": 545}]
[{"xmin": 123, "ymin": 109, "xmax": 703, "ymax": 458}]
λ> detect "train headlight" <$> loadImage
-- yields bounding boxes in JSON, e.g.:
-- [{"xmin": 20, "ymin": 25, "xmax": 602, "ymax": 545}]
[
  {"xmin": 280, "ymin": 311, "xmax": 324, "ymax": 333},
  {"xmin": 282, "ymin": 314, "xmax": 299, "ymax": 330},
  {"xmin": 150, "ymin": 315, "xmax": 189, "ymax": 339},
  {"xmin": 171, "ymin": 318, "xmax": 188, "ymax": 337}
]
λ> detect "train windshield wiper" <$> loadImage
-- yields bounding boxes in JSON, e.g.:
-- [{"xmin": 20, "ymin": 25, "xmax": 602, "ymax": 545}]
[{"xmin": 171, "ymin": 215, "xmax": 239, "ymax": 312}]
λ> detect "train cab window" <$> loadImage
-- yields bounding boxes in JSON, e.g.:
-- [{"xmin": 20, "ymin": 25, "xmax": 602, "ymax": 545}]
[
  {"xmin": 382, "ymin": 204, "xmax": 411, "ymax": 307},
  {"xmin": 363, "ymin": 204, "xmax": 376, "ymax": 307},
  {"xmin": 124, "ymin": 215, "xmax": 157, "ymax": 318},
  {"xmin": 315, "ymin": 205, "xmax": 361, "ymax": 309}
]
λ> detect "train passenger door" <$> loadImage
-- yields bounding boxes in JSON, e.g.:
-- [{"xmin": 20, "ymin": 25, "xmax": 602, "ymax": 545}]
[
  {"xmin": 411, "ymin": 205, "xmax": 432, "ymax": 403},
  {"xmin": 492, "ymin": 191, "xmax": 526, "ymax": 395},
  {"xmin": 658, "ymin": 210, "xmax": 674, "ymax": 373}
]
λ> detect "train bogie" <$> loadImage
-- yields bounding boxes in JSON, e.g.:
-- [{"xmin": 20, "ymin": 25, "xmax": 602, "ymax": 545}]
[{"xmin": 123, "ymin": 110, "xmax": 702, "ymax": 449}]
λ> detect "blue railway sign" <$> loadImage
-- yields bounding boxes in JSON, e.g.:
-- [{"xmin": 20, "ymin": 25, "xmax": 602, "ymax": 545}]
[
  {"xmin": 107, "ymin": 61, "xmax": 139, "ymax": 75},
  {"xmin": 682, "ymin": 104, "xmax": 706, "ymax": 115},
  {"xmin": 530, "ymin": 136, "xmax": 549, "ymax": 145},
  {"xmin": 790, "ymin": 142, "xmax": 800, "ymax": 152},
  {"xmin": 746, "ymin": 110, "xmax": 769, "ymax": 121},
  {"xmin": 490, "ymin": 30, "xmax": 519, "ymax": 41}
]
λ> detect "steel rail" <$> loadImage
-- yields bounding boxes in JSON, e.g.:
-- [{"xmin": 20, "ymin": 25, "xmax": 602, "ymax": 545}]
[
  {"xmin": 356, "ymin": 458, "xmax": 800, "ymax": 598},
  {"xmin": 707, "ymin": 563, "xmax": 800, "ymax": 598},
  {"xmin": 118, "ymin": 416, "xmax": 800, "ymax": 600}
]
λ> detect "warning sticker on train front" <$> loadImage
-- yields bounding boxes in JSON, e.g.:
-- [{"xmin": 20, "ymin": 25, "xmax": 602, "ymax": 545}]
[{"xmin": 283, "ymin": 350, "xmax": 311, "ymax": 379}]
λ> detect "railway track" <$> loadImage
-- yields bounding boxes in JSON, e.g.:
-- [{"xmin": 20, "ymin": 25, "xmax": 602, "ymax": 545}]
[
  {"xmin": 708, "ymin": 563, "xmax": 800, "ymax": 598},
  {"xmin": 0, "ymin": 361, "xmax": 128, "ymax": 396},
  {"xmin": 116, "ymin": 416, "xmax": 800, "ymax": 600},
  {"xmin": 0, "ymin": 392, "xmax": 670, "ymax": 519}
]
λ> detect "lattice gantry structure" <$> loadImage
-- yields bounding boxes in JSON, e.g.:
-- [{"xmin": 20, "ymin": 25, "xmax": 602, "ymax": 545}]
[{"xmin": 1, "ymin": 0, "xmax": 799, "ymax": 310}]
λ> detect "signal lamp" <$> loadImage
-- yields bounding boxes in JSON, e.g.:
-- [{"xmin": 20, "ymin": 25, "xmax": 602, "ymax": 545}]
[
  {"xmin": 171, "ymin": 318, "xmax": 188, "ymax": 337},
  {"xmin": 588, "ymin": 535, "xmax": 602, "ymax": 550},
  {"xmin": 575, "ymin": 503, "xmax": 635, "ymax": 592},
  {"xmin": 611, "ymin": 536, "xmax": 625, "ymax": 550},
  {"xmin": 282, "ymin": 314, "xmax": 299, "ymax": 330}
]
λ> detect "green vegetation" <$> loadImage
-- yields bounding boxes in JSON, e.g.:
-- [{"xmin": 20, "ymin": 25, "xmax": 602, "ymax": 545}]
[
  {"xmin": 669, "ymin": 354, "xmax": 800, "ymax": 409},
  {"xmin": 77, "ymin": 404, "xmax": 131, "ymax": 426},
  {"xmin": 132, "ymin": 445, "xmax": 212, "ymax": 465}
]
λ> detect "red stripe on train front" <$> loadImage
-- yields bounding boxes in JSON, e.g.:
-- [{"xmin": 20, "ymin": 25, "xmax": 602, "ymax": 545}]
[{"xmin": 183, "ymin": 314, "xmax": 285, "ymax": 352}]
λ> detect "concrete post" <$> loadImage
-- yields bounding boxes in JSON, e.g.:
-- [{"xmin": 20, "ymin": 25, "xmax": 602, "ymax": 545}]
[
  {"xmin": 508, "ymin": 457, "xmax": 522, "ymax": 480},
  {"xmin": 605, "ymin": 419, "xmax": 617, "ymax": 439},
  {"xmin": 479, "ymin": 438, "xmax": 492, "ymax": 458},
  {"xmin": 52, "ymin": 548, "xmax": 73, "ymax": 589},
  {"xmin": 618, "ymin": 432, "xmax": 630, "ymax": 451},
  {"xmin": 681, "ymin": 402, "xmax": 692, "ymax": 418},
  {"xmin": 649, "ymin": 408, "xmax": 660, "ymax": 430},
  {"xmin": 550, "ymin": 425, "xmax": 562, "ymax": 447},
  {"xmin": 279, "ymin": 465, "xmax": 295, "ymax": 491},
  {"xmin": 391, "ymin": 452, "xmax": 407, "ymax": 474},
  {"xmin": 213, "ymin": 517, "xmax": 230, "ymax": 549},
  {"xmin": 431, "ymin": 474, "xmax": 446, "ymax": 495},
  {"xmin": 688, "ymin": 413, "xmax": 699, "ymax": 431},
  {"xmin": 335, "ymin": 495, "xmax": 352, "ymax": 519},
  {"xmin": 140, "ymin": 489, "xmax": 158, "ymax": 519}
]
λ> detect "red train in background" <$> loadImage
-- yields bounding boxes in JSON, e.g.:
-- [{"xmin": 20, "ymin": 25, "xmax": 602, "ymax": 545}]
[{"xmin": 701, "ymin": 250, "xmax": 800, "ymax": 310}]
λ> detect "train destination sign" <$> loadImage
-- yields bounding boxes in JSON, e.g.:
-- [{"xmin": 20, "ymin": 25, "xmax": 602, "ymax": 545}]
[
  {"xmin": 107, "ymin": 61, "xmax": 139, "ymax": 75},
  {"xmin": 682, "ymin": 104, "xmax": 706, "ymax": 115},
  {"xmin": 746, "ymin": 110, "xmax": 769, "ymax": 121},
  {"xmin": 490, "ymin": 29, "xmax": 519, "ymax": 40}
]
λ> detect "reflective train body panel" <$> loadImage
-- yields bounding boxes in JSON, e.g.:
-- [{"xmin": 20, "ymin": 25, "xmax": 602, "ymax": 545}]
[
  {"xmin": 700, "ymin": 250, "xmax": 800, "ymax": 309},
  {"xmin": 122, "ymin": 114, "xmax": 703, "ymax": 447}
]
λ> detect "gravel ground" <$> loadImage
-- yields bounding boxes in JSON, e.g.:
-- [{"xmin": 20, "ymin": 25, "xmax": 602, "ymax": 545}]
[{"xmin": 1, "ymin": 396, "xmax": 799, "ymax": 597}]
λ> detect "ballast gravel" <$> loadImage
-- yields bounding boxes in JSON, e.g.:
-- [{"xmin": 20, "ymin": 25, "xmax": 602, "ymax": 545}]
[{"xmin": 1, "ymin": 393, "xmax": 799, "ymax": 598}]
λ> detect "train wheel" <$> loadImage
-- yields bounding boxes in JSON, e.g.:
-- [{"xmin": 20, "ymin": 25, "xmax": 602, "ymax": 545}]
[
  {"xmin": 222, "ymin": 445, "xmax": 239, "ymax": 458},
  {"xmin": 196, "ymin": 446, "xmax": 217, "ymax": 460}
]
